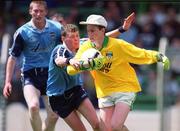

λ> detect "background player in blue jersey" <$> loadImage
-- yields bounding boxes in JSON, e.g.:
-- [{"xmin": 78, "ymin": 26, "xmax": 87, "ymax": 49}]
[{"xmin": 3, "ymin": 1, "xmax": 63, "ymax": 131}]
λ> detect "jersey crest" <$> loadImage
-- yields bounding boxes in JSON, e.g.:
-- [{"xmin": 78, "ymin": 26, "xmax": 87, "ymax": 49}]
[{"xmin": 106, "ymin": 51, "xmax": 113, "ymax": 60}]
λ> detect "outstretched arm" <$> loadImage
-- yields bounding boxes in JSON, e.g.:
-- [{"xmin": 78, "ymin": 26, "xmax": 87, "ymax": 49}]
[
  {"xmin": 3, "ymin": 56, "xmax": 16, "ymax": 98},
  {"xmin": 105, "ymin": 12, "xmax": 135, "ymax": 38}
]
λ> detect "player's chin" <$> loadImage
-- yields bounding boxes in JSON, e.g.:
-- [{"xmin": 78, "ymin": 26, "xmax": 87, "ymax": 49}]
[
  {"xmin": 35, "ymin": 18, "xmax": 44, "ymax": 22},
  {"xmin": 74, "ymin": 42, "xmax": 79, "ymax": 46}
]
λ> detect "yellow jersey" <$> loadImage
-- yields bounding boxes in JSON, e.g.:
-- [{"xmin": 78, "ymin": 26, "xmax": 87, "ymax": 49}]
[{"xmin": 74, "ymin": 36, "xmax": 158, "ymax": 98}]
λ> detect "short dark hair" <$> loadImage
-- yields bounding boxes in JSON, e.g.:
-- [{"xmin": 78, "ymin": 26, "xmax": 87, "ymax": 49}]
[
  {"xmin": 29, "ymin": 1, "xmax": 47, "ymax": 10},
  {"xmin": 61, "ymin": 24, "xmax": 79, "ymax": 37},
  {"xmin": 97, "ymin": 25, "xmax": 106, "ymax": 30}
]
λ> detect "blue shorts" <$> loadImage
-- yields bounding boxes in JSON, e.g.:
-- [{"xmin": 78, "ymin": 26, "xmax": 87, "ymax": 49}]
[
  {"xmin": 49, "ymin": 86, "xmax": 88, "ymax": 118},
  {"xmin": 21, "ymin": 67, "xmax": 48, "ymax": 95}
]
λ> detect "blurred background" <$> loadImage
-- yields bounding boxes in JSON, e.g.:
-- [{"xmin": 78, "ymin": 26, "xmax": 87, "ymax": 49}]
[{"xmin": 0, "ymin": 1, "xmax": 180, "ymax": 131}]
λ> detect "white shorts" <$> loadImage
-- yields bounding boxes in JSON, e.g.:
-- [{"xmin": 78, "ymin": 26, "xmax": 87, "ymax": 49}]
[{"xmin": 98, "ymin": 92, "xmax": 136, "ymax": 109}]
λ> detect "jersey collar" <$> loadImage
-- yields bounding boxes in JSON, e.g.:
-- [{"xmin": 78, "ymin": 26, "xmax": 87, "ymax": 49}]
[
  {"xmin": 90, "ymin": 36, "xmax": 109, "ymax": 51},
  {"xmin": 63, "ymin": 42, "xmax": 74, "ymax": 55},
  {"xmin": 29, "ymin": 18, "xmax": 49, "ymax": 32},
  {"xmin": 101, "ymin": 36, "xmax": 109, "ymax": 49}
]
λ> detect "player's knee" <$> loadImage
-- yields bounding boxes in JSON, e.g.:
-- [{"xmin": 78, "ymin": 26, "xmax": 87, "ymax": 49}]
[
  {"xmin": 111, "ymin": 122, "xmax": 123, "ymax": 131},
  {"xmin": 48, "ymin": 112, "xmax": 59, "ymax": 122},
  {"xmin": 29, "ymin": 103, "xmax": 40, "ymax": 114},
  {"xmin": 91, "ymin": 120, "xmax": 100, "ymax": 130}
]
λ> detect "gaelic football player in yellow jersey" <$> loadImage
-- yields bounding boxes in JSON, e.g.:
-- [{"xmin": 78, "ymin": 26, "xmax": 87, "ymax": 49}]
[{"xmin": 67, "ymin": 14, "xmax": 170, "ymax": 131}]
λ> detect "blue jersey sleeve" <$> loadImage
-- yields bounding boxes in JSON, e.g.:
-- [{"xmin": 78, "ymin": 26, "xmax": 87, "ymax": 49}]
[
  {"xmin": 9, "ymin": 31, "xmax": 24, "ymax": 57},
  {"xmin": 52, "ymin": 45, "xmax": 73, "ymax": 66},
  {"xmin": 53, "ymin": 46, "xmax": 65, "ymax": 61}
]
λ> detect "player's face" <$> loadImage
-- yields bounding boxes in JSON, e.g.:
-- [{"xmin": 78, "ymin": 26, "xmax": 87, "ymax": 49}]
[
  {"xmin": 64, "ymin": 31, "xmax": 80, "ymax": 52},
  {"xmin": 29, "ymin": 3, "xmax": 47, "ymax": 23},
  {"xmin": 87, "ymin": 25, "xmax": 105, "ymax": 43}
]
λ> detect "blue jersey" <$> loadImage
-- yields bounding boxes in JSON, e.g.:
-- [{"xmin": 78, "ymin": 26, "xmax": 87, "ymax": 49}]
[
  {"xmin": 47, "ymin": 44, "xmax": 82, "ymax": 96},
  {"xmin": 9, "ymin": 19, "xmax": 63, "ymax": 71}
]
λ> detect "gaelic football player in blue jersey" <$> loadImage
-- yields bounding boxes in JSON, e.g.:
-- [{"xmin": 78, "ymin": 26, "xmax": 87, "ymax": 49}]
[
  {"xmin": 47, "ymin": 24, "xmax": 106, "ymax": 131},
  {"xmin": 3, "ymin": 1, "xmax": 63, "ymax": 131}
]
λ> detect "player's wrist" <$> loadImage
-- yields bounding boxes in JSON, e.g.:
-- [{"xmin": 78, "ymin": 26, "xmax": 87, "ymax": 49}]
[
  {"xmin": 92, "ymin": 57, "xmax": 105, "ymax": 70},
  {"xmin": 5, "ymin": 81, "xmax": 11, "ymax": 85},
  {"xmin": 156, "ymin": 53, "xmax": 170, "ymax": 70},
  {"xmin": 65, "ymin": 57, "xmax": 72, "ymax": 65},
  {"xmin": 156, "ymin": 53, "xmax": 164, "ymax": 62},
  {"xmin": 118, "ymin": 26, "xmax": 126, "ymax": 33}
]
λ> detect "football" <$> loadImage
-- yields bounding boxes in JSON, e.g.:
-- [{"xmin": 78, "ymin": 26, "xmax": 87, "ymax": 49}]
[
  {"xmin": 80, "ymin": 48, "xmax": 103, "ymax": 70},
  {"xmin": 81, "ymin": 48, "xmax": 102, "ymax": 60}
]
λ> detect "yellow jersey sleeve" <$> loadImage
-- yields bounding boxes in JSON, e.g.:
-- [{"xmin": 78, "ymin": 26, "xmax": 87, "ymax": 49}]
[
  {"xmin": 66, "ymin": 65, "xmax": 82, "ymax": 75},
  {"xmin": 118, "ymin": 39, "xmax": 158, "ymax": 64}
]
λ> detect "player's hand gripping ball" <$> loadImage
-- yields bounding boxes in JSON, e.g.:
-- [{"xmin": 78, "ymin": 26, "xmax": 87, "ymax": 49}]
[{"xmin": 79, "ymin": 48, "xmax": 105, "ymax": 71}]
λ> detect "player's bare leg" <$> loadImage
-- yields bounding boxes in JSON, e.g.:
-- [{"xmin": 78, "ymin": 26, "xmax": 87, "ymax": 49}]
[
  {"xmin": 100, "ymin": 103, "xmax": 130, "ymax": 131},
  {"xmin": 23, "ymin": 85, "xmax": 42, "ymax": 131},
  {"xmin": 42, "ymin": 96, "xmax": 58, "ymax": 131},
  {"xmin": 64, "ymin": 111, "xmax": 87, "ymax": 131},
  {"xmin": 78, "ymin": 98, "xmax": 105, "ymax": 131},
  {"xmin": 111, "ymin": 102, "xmax": 130, "ymax": 131},
  {"xmin": 99, "ymin": 106, "xmax": 113, "ymax": 131}
]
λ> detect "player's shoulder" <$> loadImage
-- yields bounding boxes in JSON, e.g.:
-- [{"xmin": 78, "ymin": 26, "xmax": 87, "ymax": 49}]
[
  {"xmin": 109, "ymin": 37, "xmax": 128, "ymax": 46},
  {"xmin": 13, "ymin": 21, "xmax": 31, "ymax": 38},
  {"xmin": 80, "ymin": 39, "xmax": 93, "ymax": 48},
  {"xmin": 108, "ymin": 37, "xmax": 122, "ymax": 42},
  {"xmin": 16, "ymin": 21, "xmax": 30, "ymax": 33},
  {"xmin": 53, "ymin": 44, "xmax": 63, "ymax": 50},
  {"xmin": 52, "ymin": 44, "xmax": 65, "ymax": 53}
]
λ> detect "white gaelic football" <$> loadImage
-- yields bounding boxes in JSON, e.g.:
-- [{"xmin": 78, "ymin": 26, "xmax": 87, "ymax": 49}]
[
  {"xmin": 80, "ymin": 48, "xmax": 102, "ymax": 70},
  {"xmin": 81, "ymin": 48, "xmax": 102, "ymax": 60}
]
